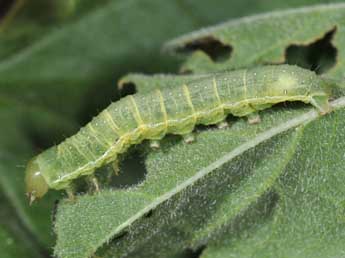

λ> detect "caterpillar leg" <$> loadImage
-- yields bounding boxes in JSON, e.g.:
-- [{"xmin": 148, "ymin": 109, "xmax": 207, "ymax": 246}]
[
  {"xmin": 150, "ymin": 140, "xmax": 160, "ymax": 149},
  {"xmin": 217, "ymin": 120, "xmax": 229, "ymax": 129},
  {"xmin": 105, "ymin": 159, "xmax": 120, "ymax": 184},
  {"xmin": 88, "ymin": 175, "xmax": 100, "ymax": 192},
  {"xmin": 183, "ymin": 133, "xmax": 195, "ymax": 144},
  {"xmin": 247, "ymin": 112, "xmax": 261, "ymax": 124},
  {"xmin": 112, "ymin": 160, "xmax": 120, "ymax": 176},
  {"xmin": 65, "ymin": 185, "xmax": 76, "ymax": 202},
  {"xmin": 310, "ymin": 95, "xmax": 331, "ymax": 115}
]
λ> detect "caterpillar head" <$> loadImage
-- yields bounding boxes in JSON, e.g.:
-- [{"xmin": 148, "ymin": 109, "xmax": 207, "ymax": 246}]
[{"xmin": 25, "ymin": 158, "xmax": 49, "ymax": 205}]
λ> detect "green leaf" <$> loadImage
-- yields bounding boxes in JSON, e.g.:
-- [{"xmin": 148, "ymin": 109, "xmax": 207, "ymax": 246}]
[
  {"xmin": 0, "ymin": 0, "xmax": 200, "ymax": 118},
  {"xmin": 0, "ymin": 224, "xmax": 42, "ymax": 258},
  {"xmin": 0, "ymin": 0, "xmax": 99, "ymax": 60},
  {"xmin": 0, "ymin": 101, "xmax": 78, "ymax": 247},
  {"xmin": 54, "ymin": 4, "xmax": 345, "ymax": 258},
  {"xmin": 164, "ymin": 3, "xmax": 345, "ymax": 78},
  {"xmin": 201, "ymin": 105, "xmax": 345, "ymax": 258}
]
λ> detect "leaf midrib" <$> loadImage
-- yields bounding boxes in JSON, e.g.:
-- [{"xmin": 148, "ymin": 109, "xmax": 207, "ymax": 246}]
[{"xmin": 0, "ymin": 0, "xmax": 135, "ymax": 72}]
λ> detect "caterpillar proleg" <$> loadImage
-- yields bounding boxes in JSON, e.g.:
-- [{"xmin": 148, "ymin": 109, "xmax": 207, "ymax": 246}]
[{"xmin": 25, "ymin": 64, "xmax": 335, "ymax": 203}]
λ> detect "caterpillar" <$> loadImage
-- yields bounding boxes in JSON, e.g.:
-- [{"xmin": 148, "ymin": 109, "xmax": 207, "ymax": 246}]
[{"xmin": 25, "ymin": 64, "xmax": 335, "ymax": 203}]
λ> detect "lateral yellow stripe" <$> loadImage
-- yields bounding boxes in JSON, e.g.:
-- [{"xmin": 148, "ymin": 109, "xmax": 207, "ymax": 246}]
[
  {"xmin": 157, "ymin": 89, "xmax": 169, "ymax": 129},
  {"xmin": 88, "ymin": 124, "xmax": 111, "ymax": 147},
  {"xmin": 103, "ymin": 110, "xmax": 122, "ymax": 136},
  {"xmin": 182, "ymin": 84, "xmax": 197, "ymax": 123},
  {"xmin": 129, "ymin": 95, "xmax": 144, "ymax": 126},
  {"xmin": 70, "ymin": 139, "xmax": 94, "ymax": 161},
  {"xmin": 58, "ymin": 143, "xmax": 75, "ymax": 167},
  {"xmin": 213, "ymin": 77, "xmax": 222, "ymax": 105}
]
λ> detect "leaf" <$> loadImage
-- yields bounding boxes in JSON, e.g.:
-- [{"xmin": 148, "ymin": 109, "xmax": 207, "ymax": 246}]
[
  {"xmin": 0, "ymin": 0, "xmax": 209, "ymax": 118},
  {"xmin": 54, "ymin": 3, "xmax": 345, "ymax": 258},
  {"xmin": 0, "ymin": 224, "xmax": 42, "ymax": 258},
  {"xmin": 164, "ymin": 3, "xmax": 345, "ymax": 78},
  {"xmin": 0, "ymin": 0, "xmax": 98, "ymax": 60},
  {"xmin": 201, "ymin": 104, "xmax": 345, "ymax": 258},
  {"xmin": 0, "ymin": 100, "xmax": 78, "ymax": 247}
]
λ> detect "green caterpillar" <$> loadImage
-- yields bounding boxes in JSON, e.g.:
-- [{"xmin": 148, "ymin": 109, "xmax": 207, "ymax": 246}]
[{"xmin": 25, "ymin": 64, "xmax": 335, "ymax": 203}]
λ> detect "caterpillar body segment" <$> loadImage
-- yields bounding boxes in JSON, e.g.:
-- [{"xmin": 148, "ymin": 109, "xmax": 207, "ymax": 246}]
[{"xmin": 25, "ymin": 65, "xmax": 334, "ymax": 202}]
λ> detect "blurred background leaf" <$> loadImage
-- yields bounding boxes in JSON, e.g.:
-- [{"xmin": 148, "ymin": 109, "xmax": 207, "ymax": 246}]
[{"xmin": 0, "ymin": 224, "xmax": 42, "ymax": 258}]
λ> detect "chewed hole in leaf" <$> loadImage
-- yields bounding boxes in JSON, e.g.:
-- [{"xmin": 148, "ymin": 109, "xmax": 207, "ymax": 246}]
[
  {"xmin": 178, "ymin": 36, "xmax": 232, "ymax": 63},
  {"xmin": 144, "ymin": 209, "xmax": 153, "ymax": 218},
  {"xmin": 285, "ymin": 27, "xmax": 337, "ymax": 74},
  {"xmin": 110, "ymin": 148, "xmax": 147, "ymax": 188},
  {"xmin": 182, "ymin": 245, "xmax": 206, "ymax": 258},
  {"xmin": 112, "ymin": 231, "xmax": 128, "ymax": 242},
  {"xmin": 119, "ymin": 82, "xmax": 137, "ymax": 98},
  {"xmin": 70, "ymin": 148, "xmax": 147, "ymax": 195},
  {"xmin": 0, "ymin": 0, "xmax": 14, "ymax": 20}
]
